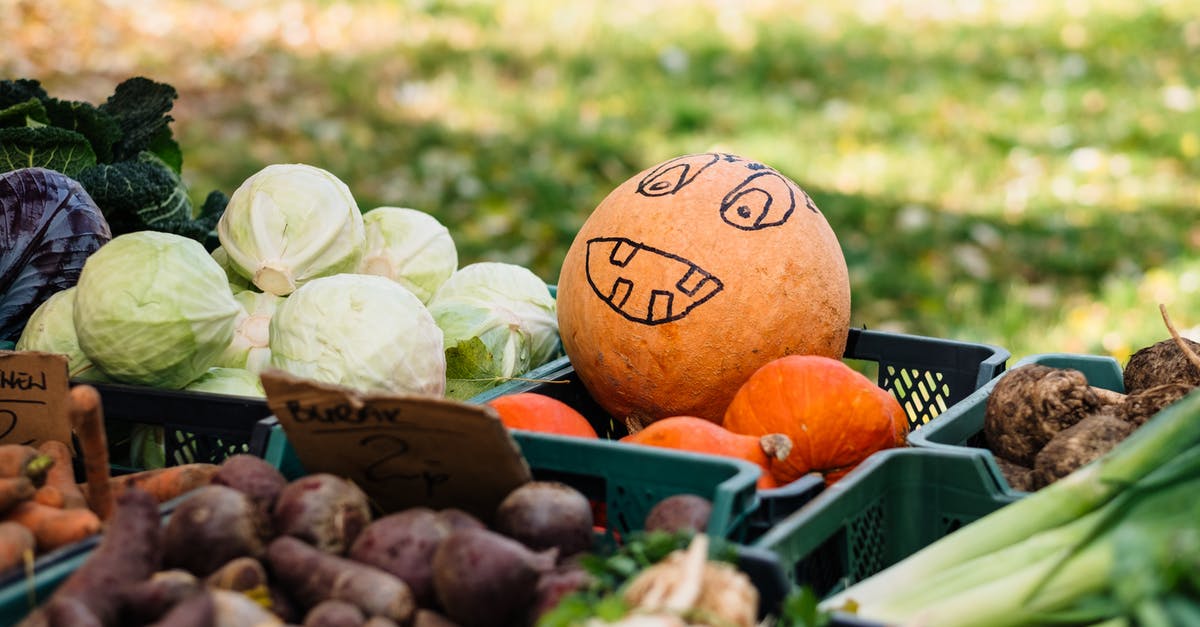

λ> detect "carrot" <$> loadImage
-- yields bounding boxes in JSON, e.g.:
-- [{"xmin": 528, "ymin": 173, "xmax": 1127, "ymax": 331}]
[
  {"xmin": 36, "ymin": 440, "xmax": 87, "ymax": 510},
  {"xmin": 107, "ymin": 463, "xmax": 220, "ymax": 504},
  {"xmin": 0, "ymin": 520, "xmax": 35, "ymax": 573},
  {"xmin": 5, "ymin": 500, "xmax": 102, "ymax": 551},
  {"xmin": 0, "ymin": 444, "xmax": 53, "ymax": 483},
  {"xmin": 68, "ymin": 385, "xmax": 112, "ymax": 521},
  {"xmin": 0, "ymin": 476, "xmax": 36, "ymax": 513}
]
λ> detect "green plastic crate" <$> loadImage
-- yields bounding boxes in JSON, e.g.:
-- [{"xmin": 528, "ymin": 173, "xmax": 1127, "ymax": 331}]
[
  {"xmin": 260, "ymin": 419, "xmax": 761, "ymax": 542},
  {"xmin": 495, "ymin": 328, "xmax": 1010, "ymax": 540},
  {"xmin": 752, "ymin": 447, "xmax": 1021, "ymax": 623},
  {"xmin": 905, "ymin": 353, "xmax": 1124, "ymax": 493}
]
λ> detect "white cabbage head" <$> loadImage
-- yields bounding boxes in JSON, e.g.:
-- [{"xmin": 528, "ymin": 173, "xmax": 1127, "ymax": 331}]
[
  {"xmin": 74, "ymin": 231, "xmax": 241, "ymax": 389},
  {"xmin": 269, "ymin": 273, "xmax": 445, "ymax": 395},
  {"xmin": 15, "ymin": 287, "xmax": 97, "ymax": 378},
  {"xmin": 217, "ymin": 163, "xmax": 365, "ymax": 296},
  {"xmin": 358, "ymin": 206, "xmax": 458, "ymax": 304},
  {"xmin": 427, "ymin": 262, "xmax": 558, "ymax": 399}
]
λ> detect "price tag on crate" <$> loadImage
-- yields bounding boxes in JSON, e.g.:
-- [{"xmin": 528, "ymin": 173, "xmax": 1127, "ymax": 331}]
[
  {"xmin": 0, "ymin": 350, "xmax": 72, "ymax": 448},
  {"xmin": 261, "ymin": 369, "xmax": 532, "ymax": 521}
]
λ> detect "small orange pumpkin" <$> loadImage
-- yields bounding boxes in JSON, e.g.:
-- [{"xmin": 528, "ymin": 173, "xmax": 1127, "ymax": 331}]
[
  {"xmin": 722, "ymin": 355, "xmax": 906, "ymax": 486},
  {"xmin": 620, "ymin": 416, "xmax": 792, "ymax": 489},
  {"xmin": 486, "ymin": 393, "xmax": 599, "ymax": 439}
]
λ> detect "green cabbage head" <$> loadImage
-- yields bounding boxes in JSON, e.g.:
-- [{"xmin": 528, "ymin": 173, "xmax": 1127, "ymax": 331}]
[
  {"xmin": 358, "ymin": 206, "xmax": 458, "ymax": 304},
  {"xmin": 74, "ymin": 231, "xmax": 241, "ymax": 388},
  {"xmin": 15, "ymin": 287, "xmax": 97, "ymax": 378},
  {"xmin": 217, "ymin": 163, "xmax": 365, "ymax": 296},
  {"xmin": 213, "ymin": 290, "xmax": 282, "ymax": 374},
  {"xmin": 269, "ymin": 273, "xmax": 445, "ymax": 395},
  {"xmin": 428, "ymin": 262, "xmax": 558, "ymax": 400}
]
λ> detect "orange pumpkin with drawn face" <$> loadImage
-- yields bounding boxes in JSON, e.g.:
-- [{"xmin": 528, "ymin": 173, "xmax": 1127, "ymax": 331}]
[{"xmin": 556, "ymin": 152, "xmax": 851, "ymax": 426}]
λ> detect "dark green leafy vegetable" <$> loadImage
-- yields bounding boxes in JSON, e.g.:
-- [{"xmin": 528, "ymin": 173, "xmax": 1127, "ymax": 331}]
[
  {"xmin": 0, "ymin": 77, "xmax": 224, "ymax": 247},
  {"xmin": 0, "ymin": 126, "xmax": 97, "ymax": 177},
  {"xmin": 0, "ymin": 167, "xmax": 111, "ymax": 343}
]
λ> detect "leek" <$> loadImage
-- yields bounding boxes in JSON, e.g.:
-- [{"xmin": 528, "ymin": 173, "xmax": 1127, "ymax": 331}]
[{"xmin": 821, "ymin": 388, "xmax": 1200, "ymax": 625}]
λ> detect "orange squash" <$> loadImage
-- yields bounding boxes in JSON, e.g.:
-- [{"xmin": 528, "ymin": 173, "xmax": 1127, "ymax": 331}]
[
  {"xmin": 620, "ymin": 416, "xmax": 792, "ymax": 489},
  {"xmin": 486, "ymin": 393, "xmax": 599, "ymax": 439},
  {"xmin": 722, "ymin": 355, "xmax": 907, "ymax": 486},
  {"xmin": 556, "ymin": 152, "xmax": 850, "ymax": 427}
]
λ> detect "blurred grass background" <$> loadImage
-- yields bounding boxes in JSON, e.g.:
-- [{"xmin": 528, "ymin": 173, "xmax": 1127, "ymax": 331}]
[{"xmin": 4, "ymin": 0, "xmax": 1199, "ymax": 364}]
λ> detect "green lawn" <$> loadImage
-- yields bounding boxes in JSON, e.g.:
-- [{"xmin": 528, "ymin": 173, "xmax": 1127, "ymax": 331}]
[{"xmin": 4, "ymin": 0, "xmax": 1199, "ymax": 364}]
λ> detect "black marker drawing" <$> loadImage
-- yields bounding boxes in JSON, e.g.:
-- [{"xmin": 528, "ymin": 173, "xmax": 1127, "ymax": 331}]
[
  {"xmin": 720, "ymin": 170, "xmax": 798, "ymax": 230},
  {"xmin": 585, "ymin": 237, "xmax": 723, "ymax": 325},
  {"xmin": 637, "ymin": 153, "xmax": 721, "ymax": 197}
]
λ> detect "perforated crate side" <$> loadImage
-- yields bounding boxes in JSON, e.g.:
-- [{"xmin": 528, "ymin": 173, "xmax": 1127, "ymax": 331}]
[
  {"xmin": 844, "ymin": 328, "xmax": 1009, "ymax": 431},
  {"xmin": 752, "ymin": 448, "xmax": 1020, "ymax": 598}
]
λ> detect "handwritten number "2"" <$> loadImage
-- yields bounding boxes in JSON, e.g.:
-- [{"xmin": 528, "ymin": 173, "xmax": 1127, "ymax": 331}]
[
  {"xmin": 360, "ymin": 433, "xmax": 410, "ymax": 482},
  {"xmin": 359, "ymin": 433, "xmax": 451, "ymax": 498}
]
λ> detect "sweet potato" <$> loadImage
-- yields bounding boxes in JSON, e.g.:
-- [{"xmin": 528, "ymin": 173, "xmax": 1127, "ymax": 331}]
[
  {"xmin": 38, "ymin": 488, "xmax": 162, "ymax": 625},
  {"xmin": 162, "ymin": 485, "xmax": 272, "ymax": 577},
  {"xmin": 265, "ymin": 536, "xmax": 416, "ymax": 623}
]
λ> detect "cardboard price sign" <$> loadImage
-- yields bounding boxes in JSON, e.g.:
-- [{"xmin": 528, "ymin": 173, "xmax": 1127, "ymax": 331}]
[
  {"xmin": 0, "ymin": 350, "xmax": 72, "ymax": 448},
  {"xmin": 261, "ymin": 369, "xmax": 532, "ymax": 521}
]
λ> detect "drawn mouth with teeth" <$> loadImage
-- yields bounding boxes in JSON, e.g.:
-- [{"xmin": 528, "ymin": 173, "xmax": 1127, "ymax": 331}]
[{"xmin": 584, "ymin": 237, "xmax": 724, "ymax": 326}]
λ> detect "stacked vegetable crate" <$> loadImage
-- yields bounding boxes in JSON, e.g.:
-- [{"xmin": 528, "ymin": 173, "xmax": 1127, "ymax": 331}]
[
  {"xmin": 0, "ymin": 415, "xmax": 777, "ymax": 624},
  {"xmin": 906, "ymin": 353, "xmax": 1125, "ymax": 494},
  {"xmin": 493, "ymin": 327, "xmax": 1010, "ymax": 540},
  {"xmin": 752, "ymin": 447, "xmax": 1021, "ymax": 626}
]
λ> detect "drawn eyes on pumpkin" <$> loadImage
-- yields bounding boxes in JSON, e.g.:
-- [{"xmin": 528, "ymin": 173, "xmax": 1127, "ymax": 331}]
[
  {"xmin": 719, "ymin": 170, "xmax": 798, "ymax": 231},
  {"xmin": 637, "ymin": 153, "xmax": 720, "ymax": 197}
]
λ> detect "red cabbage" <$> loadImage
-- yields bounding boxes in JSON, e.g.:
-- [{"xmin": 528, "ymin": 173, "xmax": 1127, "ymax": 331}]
[{"xmin": 1, "ymin": 168, "xmax": 111, "ymax": 343}]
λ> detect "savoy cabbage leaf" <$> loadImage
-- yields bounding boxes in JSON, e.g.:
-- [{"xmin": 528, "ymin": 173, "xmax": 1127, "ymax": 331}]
[
  {"xmin": 0, "ymin": 79, "xmax": 47, "ymax": 109},
  {"xmin": 0, "ymin": 98, "xmax": 50, "ymax": 128},
  {"xmin": 74, "ymin": 151, "xmax": 190, "ymax": 235},
  {"xmin": 98, "ymin": 77, "xmax": 182, "ymax": 171},
  {"xmin": 0, "ymin": 126, "xmax": 97, "ymax": 177},
  {"xmin": 43, "ymin": 97, "xmax": 122, "ymax": 163}
]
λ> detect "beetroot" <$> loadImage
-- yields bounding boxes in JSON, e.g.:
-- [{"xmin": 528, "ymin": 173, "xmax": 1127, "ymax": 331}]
[
  {"xmin": 348, "ymin": 508, "xmax": 451, "ymax": 608},
  {"xmin": 162, "ymin": 485, "xmax": 272, "ymax": 577},
  {"xmin": 303, "ymin": 599, "xmax": 366, "ymax": 627},
  {"xmin": 266, "ymin": 536, "xmax": 416, "ymax": 623},
  {"xmin": 274, "ymin": 474, "xmax": 372, "ymax": 554},
  {"xmin": 210, "ymin": 454, "xmax": 289, "ymax": 517},
  {"xmin": 644, "ymin": 494, "xmax": 713, "ymax": 534},
  {"xmin": 431, "ymin": 527, "xmax": 556, "ymax": 627},
  {"xmin": 494, "ymin": 481, "xmax": 593, "ymax": 557}
]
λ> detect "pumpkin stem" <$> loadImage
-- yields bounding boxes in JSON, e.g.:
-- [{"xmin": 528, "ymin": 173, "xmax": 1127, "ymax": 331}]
[
  {"xmin": 759, "ymin": 434, "xmax": 793, "ymax": 461},
  {"xmin": 624, "ymin": 415, "xmax": 646, "ymax": 436}
]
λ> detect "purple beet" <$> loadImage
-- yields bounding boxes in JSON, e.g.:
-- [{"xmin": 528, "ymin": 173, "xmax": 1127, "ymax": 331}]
[
  {"xmin": 273, "ymin": 473, "xmax": 372, "ymax": 554},
  {"xmin": 431, "ymin": 527, "xmax": 556, "ymax": 627}
]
